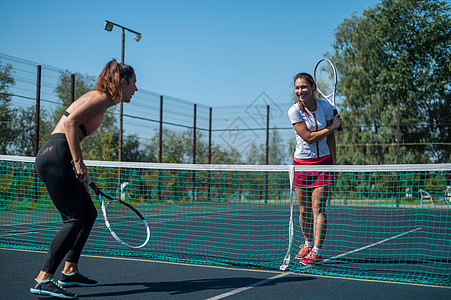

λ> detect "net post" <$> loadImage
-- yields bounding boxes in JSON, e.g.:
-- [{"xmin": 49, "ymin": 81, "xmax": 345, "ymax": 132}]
[{"xmin": 280, "ymin": 165, "xmax": 295, "ymax": 271}]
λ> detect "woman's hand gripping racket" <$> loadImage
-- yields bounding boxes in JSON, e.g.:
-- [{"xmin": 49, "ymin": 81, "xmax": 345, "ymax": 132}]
[
  {"xmin": 314, "ymin": 58, "xmax": 343, "ymax": 131},
  {"xmin": 88, "ymin": 178, "xmax": 150, "ymax": 249}
]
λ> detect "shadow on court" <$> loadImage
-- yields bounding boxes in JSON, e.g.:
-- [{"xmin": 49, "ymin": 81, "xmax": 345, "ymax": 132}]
[{"xmin": 82, "ymin": 276, "xmax": 314, "ymax": 298}]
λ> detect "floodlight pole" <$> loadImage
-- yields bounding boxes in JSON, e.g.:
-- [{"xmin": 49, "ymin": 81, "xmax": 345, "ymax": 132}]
[{"xmin": 104, "ymin": 20, "xmax": 141, "ymax": 162}]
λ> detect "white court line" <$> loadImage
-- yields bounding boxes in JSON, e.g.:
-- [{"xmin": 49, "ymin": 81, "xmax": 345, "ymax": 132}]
[
  {"xmin": 205, "ymin": 273, "xmax": 288, "ymax": 300},
  {"xmin": 205, "ymin": 227, "xmax": 422, "ymax": 300},
  {"xmin": 322, "ymin": 227, "xmax": 422, "ymax": 263}
]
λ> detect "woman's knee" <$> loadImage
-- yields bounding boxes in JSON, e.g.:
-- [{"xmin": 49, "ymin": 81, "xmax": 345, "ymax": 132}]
[
  {"xmin": 63, "ymin": 218, "xmax": 83, "ymax": 232},
  {"xmin": 81, "ymin": 206, "xmax": 97, "ymax": 229},
  {"xmin": 312, "ymin": 204, "xmax": 325, "ymax": 215}
]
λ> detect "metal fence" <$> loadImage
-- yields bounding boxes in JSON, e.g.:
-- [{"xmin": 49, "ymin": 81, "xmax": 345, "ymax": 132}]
[
  {"xmin": 1, "ymin": 53, "xmax": 295, "ymax": 164},
  {"xmin": 2, "ymin": 53, "xmax": 449, "ymax": 164}
]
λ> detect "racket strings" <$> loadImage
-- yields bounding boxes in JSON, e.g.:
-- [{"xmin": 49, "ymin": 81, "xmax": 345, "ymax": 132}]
[
  {"xmin": 105, "ymin": 201, "xmax": 149, "ymax": 248},
  {"xmin": 315, "ymin": 61, "xmax": 335, "ymax": 97}
]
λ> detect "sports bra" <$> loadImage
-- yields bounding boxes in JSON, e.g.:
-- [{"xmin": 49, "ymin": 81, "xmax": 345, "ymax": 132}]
[{"xmin": 63, "ymin": 104, "xmax": 105, "ymax": 137}]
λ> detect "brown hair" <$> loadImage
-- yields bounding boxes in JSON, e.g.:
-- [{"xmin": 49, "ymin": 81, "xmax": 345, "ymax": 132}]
[
  {"xmin": 293, "ymin": 72, "xmax": 316, "ymax": 116},
  {"xmin": 96, "ymin": 59, "xmax": 135, "ymax": 103}
]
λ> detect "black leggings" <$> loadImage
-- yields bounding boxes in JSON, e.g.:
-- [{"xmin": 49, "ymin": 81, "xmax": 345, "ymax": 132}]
[{"xmin": 35, "ymin": 133, "xmax": 97, "ymax": 274}]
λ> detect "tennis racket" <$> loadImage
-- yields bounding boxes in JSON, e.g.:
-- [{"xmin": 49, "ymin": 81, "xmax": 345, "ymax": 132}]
[
  {"xmin": 314, "ymin": 58, "xmax": 342, "ymax": 131},
  {"xmin": 88, "ymin": 178, "xmax": 151, "ymax": 249}
]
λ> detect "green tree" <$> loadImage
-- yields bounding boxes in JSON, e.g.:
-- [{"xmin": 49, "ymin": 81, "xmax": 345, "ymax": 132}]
[
  {"xmin": 331, "ymin": 0, "xmax": 451, "ymax": 164},
  {"xmin": 143, "ymin": 129, "xmax": 241, "ymax": 164},
  {"xmin": 209, "ymin": 143, "xmax": 241, "ymax": 164},
  {"xmin": 14, "ymin": 108, "xmax": 33, "ymax": 156},
  {"xmin": 0, "ymin": 61, "xmax": 54, "ymax": 156},
  {"xmin": 144, "ymin": 129, "xmax": 188, "ymax": 163},
  {"xmin": 188, "ymin": 130, "xmax": 241, "ymax": 164},
  {"xmin": 122, "ymin": 134, "xmax": 152, "ymax": 162},
  {"xmin": 0, "ymin": 62, "xmax": 16, "ymax": 154},
  {"xmin": 247, "ymin": 127, "xmax": 286, "ymax": 165}
]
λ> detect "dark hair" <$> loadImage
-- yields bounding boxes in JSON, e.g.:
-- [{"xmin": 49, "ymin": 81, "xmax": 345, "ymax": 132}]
[
  {"xmin": 293, "ymin": 72, "xmax": 316, "ymax": 116},
  {"xmin": 96, "ymin": 59, "xmax": 135, "ymax": 103},
  {"xmin": 293, "ymin": 72, "xmax": 316, "ymax": 87}
]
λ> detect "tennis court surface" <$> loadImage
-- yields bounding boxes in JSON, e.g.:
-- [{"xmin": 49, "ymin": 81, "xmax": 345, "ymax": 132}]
[
  {"xmin": 1, "ymin": 155, "xmax": 450, "ymax": 298},
  {"xmin": 2, "ymin": 247, "xmax": 450, "ymax": 299}
]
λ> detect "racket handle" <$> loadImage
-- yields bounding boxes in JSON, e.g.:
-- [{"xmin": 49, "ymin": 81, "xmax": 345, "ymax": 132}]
[
  {"xmin": 87, "ymin": 177, "xmax": 100, "ymax": 194},
  {"xmin": 333, "ymin": 108, "xmax": 343, "ymax": 132}
]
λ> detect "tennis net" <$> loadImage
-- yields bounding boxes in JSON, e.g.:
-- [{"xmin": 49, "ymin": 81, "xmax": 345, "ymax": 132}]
[{"xmin": 0, "ymin": 155, "xmax": 450, "ymax": 286}]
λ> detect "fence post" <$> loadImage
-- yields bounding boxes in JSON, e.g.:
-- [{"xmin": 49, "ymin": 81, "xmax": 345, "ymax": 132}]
[
  {"xmin": 33, "ymin": 65, "xmax": 41, "ymax": 157},
  {"xmin": 70, "ymin": 74, "xmax": 75, "ymax": 103},
  {"xmin": 396, "ymin": 98, "xmax": 400, "ymax": 164},
  {"xmin": 158, "ymin": 95, "xmax": 163, "ymax": 202},
  {"xmin": 159, "ymin": 95, "xmax": 163, "ymax": 163},
  {"xmin": 33, "ymin": 65, "xmax": 42, "ymax": 202},
  {"xmin": 208, "ymin": 107, "xmax": 212, "ymax": 164},
  {"xmin": 208, "ymin": 107, "xmax": 212, "ymax": 202},
  {"xmin": 193, "ymin": 104, "xmax": 197, "ymax": 164},
  {"xmin": 192, "ymin": 104, "xmax": 197, "ymax": 202},
  {"xmin": 266, "ymin": 105, "xmax": 269, "ymax": 165},
  {"xmin": 265, "ymin": 105, "xmax": 269, "ymax": 203},
  {"xmin": 396, "ymin": 98, "xmax": 400, "ymax": 208},
  {"xmin": 118, "ymin": 29, "xmax": 125, "ymax": 163}
]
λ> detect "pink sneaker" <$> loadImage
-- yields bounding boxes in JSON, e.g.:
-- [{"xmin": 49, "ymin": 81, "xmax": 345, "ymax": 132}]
[
  {"xmin": 301, "ymin": 250, "xmax": 323, "ymax": 265},
  {"xmin": 295, "ymin": 244, "xmax": 313, "ymax": 259}
]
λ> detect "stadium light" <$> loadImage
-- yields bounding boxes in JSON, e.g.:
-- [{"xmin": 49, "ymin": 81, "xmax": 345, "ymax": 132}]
[{"xmin": 104, "ymin": 21, "xmax": 114, "ymax": 31}]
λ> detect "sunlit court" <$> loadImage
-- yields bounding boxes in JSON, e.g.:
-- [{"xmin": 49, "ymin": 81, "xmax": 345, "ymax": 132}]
[{"xmin": 1, "ymin": 0, "xmax": 450, "ymax": 299}]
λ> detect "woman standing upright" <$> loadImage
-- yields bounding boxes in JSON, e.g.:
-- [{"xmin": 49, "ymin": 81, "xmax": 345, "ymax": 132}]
[
  {"xmin": 30, "ymin": 59, "xmax": 137, "ymax": 299},
  {"xmin": 287, "ymin": 72, "xmax": 342, "ymax": 266}
]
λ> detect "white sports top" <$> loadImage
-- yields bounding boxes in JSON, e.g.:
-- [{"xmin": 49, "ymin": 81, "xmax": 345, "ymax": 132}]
[{"xmin": 287, "ymin": 100, "xmax": 334, "ymax": 159}]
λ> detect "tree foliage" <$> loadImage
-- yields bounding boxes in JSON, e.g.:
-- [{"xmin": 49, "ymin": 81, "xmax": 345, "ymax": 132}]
[
  {"xmin": 331, "ymin": 0, "xmax": 451, "ymax": 163},
  {"xmin": 247, "ymin": 127, "xmax": 288, "ymax": 165},
  {"xmin": 0, "ymin": 62, "xmax": 16, "ymax": 153},
  {"xmin": 142, "ymin": 129, "xmax": 241, "ymax": 164},
  {"xmin": 0, "ymin": 61, "xmax": 54, "ymax": 155}
]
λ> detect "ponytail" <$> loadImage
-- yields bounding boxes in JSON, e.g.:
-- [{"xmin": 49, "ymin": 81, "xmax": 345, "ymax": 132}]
[{"xmin": 96, "ymin": 59, "xmax": 135, "ymax": 103}]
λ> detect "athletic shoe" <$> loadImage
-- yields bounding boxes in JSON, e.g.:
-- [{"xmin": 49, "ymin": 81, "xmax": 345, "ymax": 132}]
[
  {"xmin": 30, "ymin": 278, "xmax": 77, "ymax": 299},
  {"xmin": 301, "ymin": 250, "xmax": 323, "ymax": 265},
  {"xmin": 295, "ymin": 244, "xmax": 313, "ymax": 259},
  {"xmin": 58, "ymin": 270, "xmax": 98, "ymax": 287}
]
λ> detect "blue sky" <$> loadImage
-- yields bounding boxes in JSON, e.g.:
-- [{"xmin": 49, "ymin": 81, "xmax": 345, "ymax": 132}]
[{"xmin": 1, "ymin": 0, "xmax": 381, "ymax": 107}]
